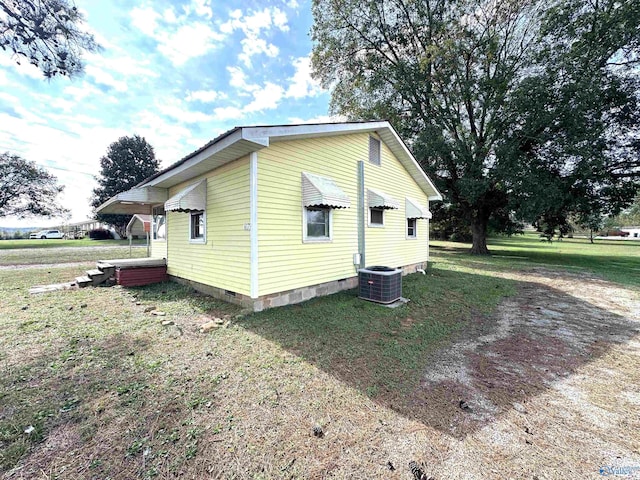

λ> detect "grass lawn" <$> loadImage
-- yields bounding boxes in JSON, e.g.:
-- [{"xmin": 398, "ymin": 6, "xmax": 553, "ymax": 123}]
[
  {"xmin": 432, "ymin": 232, "xmax": 640, "ymax": 288},
  {"xmin": 0, "ymin": 260, "xmax": 515, "ymax": 477},
  {"xmin": 0, "ymin": 234, "xmax": 638, "ymax": 477},
  {"xmin": 0, "ymin": 245, "xmax": 149, "ymax": 266},
  {"xmin": 0, "ymin": 238, "xmax": 147, "ymax": 250}
]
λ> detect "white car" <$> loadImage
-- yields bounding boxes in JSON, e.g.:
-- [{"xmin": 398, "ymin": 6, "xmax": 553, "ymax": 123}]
[{"xmin": 35, "ymin": 229, "xmax": 64, "ymax": 239}]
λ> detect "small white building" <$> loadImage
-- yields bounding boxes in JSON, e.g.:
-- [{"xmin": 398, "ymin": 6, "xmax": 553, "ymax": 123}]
[{"xmin": 621, "ymin": 226, "xmax": 640, "ymax": 239}]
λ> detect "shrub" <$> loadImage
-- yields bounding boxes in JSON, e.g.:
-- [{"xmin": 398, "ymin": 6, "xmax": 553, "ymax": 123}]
[{"xmin": 88, "ymin": 229, "xmax": 114, "ymax": 240}]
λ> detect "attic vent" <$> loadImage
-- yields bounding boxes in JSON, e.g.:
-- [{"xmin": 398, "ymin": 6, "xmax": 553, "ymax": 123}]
[{"xmin": 369, "ymin": 136, "xmax": 381, "ymax": 166}]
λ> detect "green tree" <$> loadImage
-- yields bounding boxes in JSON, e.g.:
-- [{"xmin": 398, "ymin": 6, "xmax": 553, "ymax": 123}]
[
  {"xmin": 91, "ymin": 135, "xmax": 159, "ymax": 238},
  {"xmin": 311, "ymin": 0, "xmax": 640, "ymax": 254},
  {"xmin": 500, "ymin": 0, "xmax": 640, "ymax": 236},
  {"xmin": 0, "ymin": 152, "xmax": 68, "ymax": 218},
  {"xmin": 0, "ymin": 0, "xmax": 100, "ymax": 78}
]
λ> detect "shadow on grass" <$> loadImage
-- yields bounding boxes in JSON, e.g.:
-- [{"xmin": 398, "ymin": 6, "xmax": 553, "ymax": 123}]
[{"xmin": 236, "ymin": 267, "xmax": 639, "ymax": 439}]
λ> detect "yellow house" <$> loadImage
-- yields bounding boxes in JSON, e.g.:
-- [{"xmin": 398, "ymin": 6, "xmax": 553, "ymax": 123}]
[{"xmin": 97, "ymin": 121, "xmax": 442, "ymax": 310}]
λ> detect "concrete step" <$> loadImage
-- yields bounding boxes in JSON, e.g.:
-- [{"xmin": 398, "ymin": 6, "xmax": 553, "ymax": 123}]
[
  {"xmin": 75, "ymin": 276, "xmax": 92, "ymax": 288},
  {"xmin": 96, "ymin": 262, "xmax": 116, "ymax": 277},
  {"xmin": 86, "ymin": 269, "xmax": 109, "ymax": 286}
]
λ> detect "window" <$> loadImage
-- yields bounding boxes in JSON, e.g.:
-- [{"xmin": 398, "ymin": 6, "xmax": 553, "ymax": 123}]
[
  {"xmin": 152, "ymin": 206, "xmax": 166, "ymax": 240},
  {"xmin": 369, "ymin": 207, "xmax": 384, "ymax": 226},
  {"xmin": 190, "ymin": 211, "xmax": 205, "ymax": 242},
  {"xmin": 304, "ymin": 207, "xmax": 331, "ymax": 241},
  {"xmin": 407, "ymin": 218, "xmax": 417, "ymax": 238},
  {"xmin": 369, "ymin": 136, "xmax": 381, "ymax": 166}
]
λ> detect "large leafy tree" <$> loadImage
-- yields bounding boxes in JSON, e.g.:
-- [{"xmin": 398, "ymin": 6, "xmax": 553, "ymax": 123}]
[
  {"xmin": 0, "ymin": 152, "xmax": 68, "ymax": 218},
  {"xmin": 0, "ymin": 0, "xmax": 99, "ymax": 78},
  {"xmin": 500, "ymin": 0, "xmax": 640, "ymax": 235},
  {"xmin": 91, "ymin": 136, "xmax": 159, "ymax": 238},
  {"xmin": 311, "ymin": 0, "xmax": 640, "ymax": 254}
]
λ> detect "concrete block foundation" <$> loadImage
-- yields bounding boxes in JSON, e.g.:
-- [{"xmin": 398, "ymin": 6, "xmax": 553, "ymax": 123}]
[{"xmin": 169, "ymin": 261, "xmax": 427, "ymax": 312}]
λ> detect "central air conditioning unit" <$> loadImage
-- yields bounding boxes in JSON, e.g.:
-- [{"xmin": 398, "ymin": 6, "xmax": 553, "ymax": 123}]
[{"xmin": 358, "ymin": 266, "xmax": 402, "ymax": 304}]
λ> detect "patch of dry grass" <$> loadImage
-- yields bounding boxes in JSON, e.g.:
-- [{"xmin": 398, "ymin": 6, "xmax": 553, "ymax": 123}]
[
  {"xmin": 0, "ymin": 245, "xmax": 148, "ymax": 266},
  {"xmin": 1, "ymin": 256, "xmax": 639, "ymax": 479}
]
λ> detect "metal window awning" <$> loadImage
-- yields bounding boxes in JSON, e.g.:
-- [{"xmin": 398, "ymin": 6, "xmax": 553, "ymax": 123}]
[
  {"xmin": 165, "ymin": 179, "xmax": 207, "ymax": 212},
  {"xmin": 95, "ymin": 187, "xmax": 168, "ymax": 215},
  {"xmin": 368, "ymin": 189, "xmax": 400, "ymax": 209},
  {"xmin": 302, "ymin": 172, "xmax": 351, "ymax": 208},
  {"xmin": 405, "ymin": 197, "xmax": 432, "ymax": 219}
]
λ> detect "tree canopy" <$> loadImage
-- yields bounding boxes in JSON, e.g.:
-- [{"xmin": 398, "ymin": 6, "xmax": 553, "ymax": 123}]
[
  {"xmin": 0, "ymin": 0, "xmax": 99, "ymax": 78},
  {"xmin": 311, "ymin": 0, "xmax": 640, "ymax": 253},
  {"xmin": 0, "ymin": 152, "xmax": 68, "ymax": 218},
  {"xmin": 91, "ymin": 135, "xmax": 159, "ymax": 237}
]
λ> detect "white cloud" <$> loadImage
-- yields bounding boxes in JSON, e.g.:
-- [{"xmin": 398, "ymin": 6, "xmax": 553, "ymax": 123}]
[
  {"xmin": 157, "ymin": 99, "xmax": 214, "ymax": 124},
  {"xmin": 227, "ymin": 66, "xmax": 259, "ymax": 93},
  {"xmin": 0, "ymin": 54, "xmax": 43, "ymax": 80},
  {"xmin": 272, "ymin": 7, "xmax": 289, "ymax": 31},
  {"xmin": 85, "ymin": 65, "xmax": 128, "ymax": 92},
  {"xmin": 163, "ymin": 7, "xmax": 178, "ymax": 23},
  {"xmin": 129, "ymin": 6, "xmax": 224, "ymax": 66},
  {"xmin": 220, "ymin": 7, "xmax": 288, "ymax": 67},
  {"xmin": 213, "ymin": 106, "xmax": 244, "ymax": 120},
  {"xmin": 63, "ymin": 83, "xmax": 103, "ymax": 101},
  {"xmin": 239, "ymin": 37, "xmax": 279, "ymax": 67},
  {"xmin": 188, "ymin": 0, "xmax": 213, "ymax": 19},
  {"xmin": 244, "ymin": 82, "xmax": 284, "ymax": 113},
  {"xmin": 288, "ymin": 115, "xmax": 348, "ymax": 124},
  {"xmin": 89, "ymin": 52, "xmax": 159, "ymax": 79},
  {"xmin": 185, "ymin": 90, "xmax": 224, "ymax": 103},
  {"xmin": 286, "ymin": 56, "xmax": 322, "ymax": 99},
  {"xmin": 212, "ymin": 79, "xmax": 284, "ymax": 121},
  {"xmin": 130, "ymin": 6, "xmax": 160, "ymax": 37},
  {"xmin": 286, "ymin": 0, "xmax": 299, "ymax": 8},
  {"xmin": 158, "ymin": 23, "xmax": 224, "ymax": 66}
]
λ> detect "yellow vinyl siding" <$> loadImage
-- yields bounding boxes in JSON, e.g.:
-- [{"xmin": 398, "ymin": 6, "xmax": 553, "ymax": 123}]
[
  {"xmin": 257, "ymin": 133, "xmax": 429, "ymax": 297},
  {"xmin": 364, "ymin": 135, "xmax": 429, "ymax": 267},
  {"xmin": 257, "ymin": 135, "xmax": 360, "ymax": 296},
  {"xmin": 150, "ymin": 239, "xmax": 167, "ymax": 259},
  {"xmin": 166, "ymin": 156, "xmax": 251, "ymax": 295}
]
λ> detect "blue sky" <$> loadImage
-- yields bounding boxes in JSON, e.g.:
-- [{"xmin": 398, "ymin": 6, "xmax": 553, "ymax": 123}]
[{"xmin": 0, "ymin": 0, "xmax": 337, "ymax": 228}]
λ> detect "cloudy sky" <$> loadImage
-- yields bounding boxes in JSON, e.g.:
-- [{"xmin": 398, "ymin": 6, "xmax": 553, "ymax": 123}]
[{"xmin": 0, "ymin": 0, "xmax": 336, "ymax": 228}]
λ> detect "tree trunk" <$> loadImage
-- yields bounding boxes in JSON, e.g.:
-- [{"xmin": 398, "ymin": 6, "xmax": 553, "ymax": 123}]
[{"xmin": 470, "ymin": 216, "xmax": 490, "ymax": 255}]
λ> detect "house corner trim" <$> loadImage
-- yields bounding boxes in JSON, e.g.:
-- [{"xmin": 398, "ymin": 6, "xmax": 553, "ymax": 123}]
[{"xmin": 250, "ymin": 152, "xmax": 259, "ymax": 298}]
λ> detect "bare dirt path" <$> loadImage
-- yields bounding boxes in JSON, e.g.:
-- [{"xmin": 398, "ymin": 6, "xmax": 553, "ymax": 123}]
[{"xmin": 401, "ymin": 268, "xmax": 640, "ymax": 479}]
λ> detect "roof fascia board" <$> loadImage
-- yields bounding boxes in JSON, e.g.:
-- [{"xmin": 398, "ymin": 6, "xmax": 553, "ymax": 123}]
[
  {"xmin": 242, "ymin": 122, "xmax": 388, "ymax": 142},
  {"xmin": 139, "ymin": 121, "xmax": 442, "ymax": 201},
  {"xmin": 96, "ymin": 186, "xmax": 167, "ymax": 214},
  {"xmin": 144, "ymin": 129, "xmax": 267, "ymax": 187},
  {"xmin": 381, "ymin": 127, "xmax": 443, "ymax": 201}
]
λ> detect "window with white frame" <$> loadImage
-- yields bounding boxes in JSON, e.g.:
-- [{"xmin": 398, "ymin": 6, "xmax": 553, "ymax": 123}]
[
  {"xmin": 369, "ymin": 207, "xmax": 384, "ymax": 226},
  {"xmin": 407, "ymin": 218, "xmax": 417, "ymax": 238},
  {"xmin": 190, "ymin": 211, "xmax": 205, "ymax": 242},
  {"xmin": 152, "ymin": 206, "xmax": 166, "ymax": 240},
  {"xmin": 304, "ymin": 207, "xmax": 331, "ymax": 240},
  {"xmin": 369, "ymin": 136, "xmax": 381, "ymax": 166}
]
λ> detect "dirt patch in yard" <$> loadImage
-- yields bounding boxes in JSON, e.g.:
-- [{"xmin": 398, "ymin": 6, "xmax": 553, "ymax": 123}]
[{"xmin": 379, "ymin": 268, "xmax": 640, "ymax": 477}]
